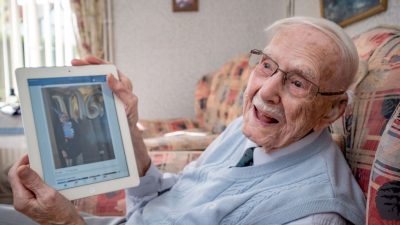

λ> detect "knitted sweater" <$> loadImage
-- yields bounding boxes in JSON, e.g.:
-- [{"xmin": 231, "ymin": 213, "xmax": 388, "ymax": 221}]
[{"xmin": 125, "ymin": 117, "xmax": 366, "ymax": 225}]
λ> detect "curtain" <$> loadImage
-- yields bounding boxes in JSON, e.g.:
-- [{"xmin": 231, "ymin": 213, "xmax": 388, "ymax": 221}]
[{"xmin": 70, "ymin": 0, "xmax": 112, "ymax": 60}]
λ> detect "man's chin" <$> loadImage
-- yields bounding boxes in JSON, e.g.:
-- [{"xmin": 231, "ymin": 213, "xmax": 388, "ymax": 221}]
[{"xmin": 243, "ymin": 126, "xmax": 276, "ymax": 146}]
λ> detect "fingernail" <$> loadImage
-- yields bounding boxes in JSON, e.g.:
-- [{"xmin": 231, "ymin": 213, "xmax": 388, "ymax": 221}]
[{"xmin": 18, "ymin": 166, "xmax": 31, "ymax": 180}]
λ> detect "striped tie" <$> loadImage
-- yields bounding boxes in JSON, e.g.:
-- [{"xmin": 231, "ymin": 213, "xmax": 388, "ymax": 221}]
[{"xmin": 235, "ymin": 147, "xmax": 255, "ymax": 167}]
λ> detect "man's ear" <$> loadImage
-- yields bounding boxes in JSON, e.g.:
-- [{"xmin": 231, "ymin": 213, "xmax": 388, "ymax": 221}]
[{"xmin": 313, "ymin": 94, "xmax": 348, "ymax": 131}]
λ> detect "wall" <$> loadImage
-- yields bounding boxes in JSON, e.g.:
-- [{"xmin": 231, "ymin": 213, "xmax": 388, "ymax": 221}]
[
  {"xmin": 113, "ymin": 0, "xmax": 287, "ymax": 119},
  {"xmin": 294, "ymin": 0, "xmax": 400, "ymax": 37}
]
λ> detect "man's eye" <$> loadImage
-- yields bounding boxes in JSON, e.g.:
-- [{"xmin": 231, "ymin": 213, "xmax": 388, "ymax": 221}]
[
  {"xmin": 287, "ymin": 74, "xmax": 310, "ymax": 90},
  {"xmin": 263, "ymin": 62, "xmax": 272, "ymax": 69},
  {"xmin": 291, "ymin": 80, "xmax": 304, "ymax": 88}
]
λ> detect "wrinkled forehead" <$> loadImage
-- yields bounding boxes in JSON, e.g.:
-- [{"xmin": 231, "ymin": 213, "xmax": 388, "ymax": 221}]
[{"xmin": 264, "ymin": 24, "xmax": 342, "ymax": 86}]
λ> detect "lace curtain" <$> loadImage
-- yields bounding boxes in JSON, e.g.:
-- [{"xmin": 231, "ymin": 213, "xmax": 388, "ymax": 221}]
[{"xmin": 70, "ymin": 0, "xmax": 113, "ymax": 61}]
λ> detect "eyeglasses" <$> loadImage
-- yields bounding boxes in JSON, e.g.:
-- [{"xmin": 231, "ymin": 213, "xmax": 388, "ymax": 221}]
[{"xmin": 249, "ymin": 49, "xmax": 345, "ymax": 99}]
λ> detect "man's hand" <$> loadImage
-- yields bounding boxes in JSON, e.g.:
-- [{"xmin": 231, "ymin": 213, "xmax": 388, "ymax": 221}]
[
  {"xmin": 8, "ymin": 154, "xmax": 86, "ymax": 225},
  {"xmin": 71, "ymin": 56, "xmax": 151, "ymax": 176},
  {"xmin": 71, "ymin": 56, "xmax": 139, "ymax": 127}
]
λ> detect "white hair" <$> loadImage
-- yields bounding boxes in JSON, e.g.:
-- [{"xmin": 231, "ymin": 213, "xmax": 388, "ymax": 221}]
[{"xmin": 265, "ymin": 17, "xmax": 358, "ymax": 89}]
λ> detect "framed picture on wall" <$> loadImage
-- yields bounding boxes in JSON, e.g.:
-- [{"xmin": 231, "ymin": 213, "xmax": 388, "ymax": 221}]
[
  {"xmin": 173, "ymin": 0, "xmax": 198, "ymax": 12},
  {"xmin": 320, "ymin": 0, "xmax": 388, "ymax": 27}
]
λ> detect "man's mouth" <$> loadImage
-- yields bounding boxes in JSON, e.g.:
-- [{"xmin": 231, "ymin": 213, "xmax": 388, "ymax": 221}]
[{"xmin": 253, "ymin": 105, "xmax": 279, "ymax": 125}]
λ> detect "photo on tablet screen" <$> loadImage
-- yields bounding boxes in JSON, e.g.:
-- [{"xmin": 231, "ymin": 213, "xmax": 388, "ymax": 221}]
[
  {"xmin": 27, "ymin": 75, "xmax": 130, "ymax": 191},
  {"xmin": 42, "ymin": 84, "xmax": 115, "ymax": 169}
]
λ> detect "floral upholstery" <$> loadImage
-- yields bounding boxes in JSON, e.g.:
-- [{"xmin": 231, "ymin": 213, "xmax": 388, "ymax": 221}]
[
  {"xmin": 139, "ymin": 118, "xmax": 200, "ymax": 138},
  {"xmin": 195, "ymin": 55, "xmax": 251, "ymax": 133},
  {"xmin": 332, "ymin": 26, "xmax": 400, "ymax": 224},
  {"xmin": 73, "ymin": 190, "xmax": 126, "ymax": 216},
  {"xmin": 144, "ymin": 133, "xmax": 219, "ymax": 152}
]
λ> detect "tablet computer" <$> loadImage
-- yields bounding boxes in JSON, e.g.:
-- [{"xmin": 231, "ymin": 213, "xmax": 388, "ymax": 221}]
[{"xmin": 16, "ymin": 65, "xmax": 139, "ymax": 200}]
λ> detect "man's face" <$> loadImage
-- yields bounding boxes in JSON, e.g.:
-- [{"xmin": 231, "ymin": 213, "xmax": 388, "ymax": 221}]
[
  {"xmin": 242, "ymin": 24, "xmax": 341, "ymax": 151},
  {"xmin": 60, "ymin": 113, "xmax": 69, "ymax": 123}
]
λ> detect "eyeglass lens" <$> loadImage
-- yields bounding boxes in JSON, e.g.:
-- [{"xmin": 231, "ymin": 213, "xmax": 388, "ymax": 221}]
[{"xmin": 249, "ymin": 53, "xmax": 317, "ymax": 98}]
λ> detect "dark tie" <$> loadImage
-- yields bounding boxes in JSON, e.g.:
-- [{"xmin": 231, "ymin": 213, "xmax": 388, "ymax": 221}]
[{"xmin": 236, "ymin": 147, "xmax": 255, "ymax": 167}]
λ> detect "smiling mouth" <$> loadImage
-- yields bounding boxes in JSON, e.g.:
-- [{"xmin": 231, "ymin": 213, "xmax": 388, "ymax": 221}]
[{"xmin": 253, "ymin": 106, "xmax": 279, "ymax": 125}]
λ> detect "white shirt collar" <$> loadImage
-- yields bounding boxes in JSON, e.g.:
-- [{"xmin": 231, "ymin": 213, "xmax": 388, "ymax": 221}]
[{"xmin": 244, "ymin": 130, "xmax": 323, "ymax": 166}]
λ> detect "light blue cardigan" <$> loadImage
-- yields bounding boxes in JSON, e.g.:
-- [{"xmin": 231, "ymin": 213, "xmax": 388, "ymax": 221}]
[{"xmin": 125, "ymin": 117, "xmax": 366, "ymax": 225}]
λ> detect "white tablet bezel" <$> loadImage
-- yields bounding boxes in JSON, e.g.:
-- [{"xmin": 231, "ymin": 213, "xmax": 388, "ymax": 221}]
[{"xmin": 16, "ymin": 65, "xmax": 139, "ymax": 200}]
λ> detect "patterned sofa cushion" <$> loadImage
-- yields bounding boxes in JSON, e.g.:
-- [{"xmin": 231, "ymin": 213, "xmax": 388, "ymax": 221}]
[
  {"xmin": 144, "ymin": 132, "xmax": 219, "ymax": 151},
  {"xmin": 139, "ymin": 118, "xmax": 199, "ymax": 138},
  {"xmin": 194, "ymin": 73, "xmax": 212, "ymax": 129},
  {"xmin": 73, "ymin": 190, "xmax": 126, "ymax": 216},
  {"xmin": 367, "ymin": 104, "xmax": 400, "ymax": 223},
  {"xmin": 353, "ymin": 26, "xmax": 399, "ymax": 61},
  {"xmin": 334, "ymin": 26, "xmax": 400, "ymax": 225},
  {"xmin": 344, "ymin": 26, "xmax": 400, "ymax": 195},
  {"xmin": 196, "ymin": 54, "xmax": 251, "ymax": 133}
]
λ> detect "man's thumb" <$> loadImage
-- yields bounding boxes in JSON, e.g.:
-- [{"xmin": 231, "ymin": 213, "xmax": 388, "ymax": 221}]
[{"xmin": 18, "ymin": 165, "xmax": 49, "ymax": 197}]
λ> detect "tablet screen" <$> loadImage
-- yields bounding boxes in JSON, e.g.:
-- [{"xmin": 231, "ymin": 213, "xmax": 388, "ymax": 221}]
[{"xmin": 28, "ymin": 75, "xmax": 130, "ymax": 191}]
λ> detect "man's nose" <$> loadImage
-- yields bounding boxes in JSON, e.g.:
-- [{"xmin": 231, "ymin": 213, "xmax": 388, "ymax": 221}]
[{"xmin": 258, "ymin": 71, "xmax": 284, "ymax": 104}]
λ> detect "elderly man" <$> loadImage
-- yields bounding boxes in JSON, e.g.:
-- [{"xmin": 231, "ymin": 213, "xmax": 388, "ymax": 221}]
[{"xmin": 0, "ymin": 17, "xmax": 365, "ymax": 225}]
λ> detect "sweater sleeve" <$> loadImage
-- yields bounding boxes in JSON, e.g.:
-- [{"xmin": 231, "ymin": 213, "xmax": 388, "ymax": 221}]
[{"xmin": 125, "ymin": 163, "xmax": 180, "ymax": 217}]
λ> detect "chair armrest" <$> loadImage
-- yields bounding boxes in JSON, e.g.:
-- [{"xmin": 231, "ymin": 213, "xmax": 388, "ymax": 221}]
[{"xmin": 138, "ymin": 118, "xmax": 199, "ymax": 138}]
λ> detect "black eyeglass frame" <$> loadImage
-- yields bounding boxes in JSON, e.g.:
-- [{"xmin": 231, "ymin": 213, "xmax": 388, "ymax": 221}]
[{"xmin": 249, "ymin": 49, "xmax": 346, "ymax": 97}]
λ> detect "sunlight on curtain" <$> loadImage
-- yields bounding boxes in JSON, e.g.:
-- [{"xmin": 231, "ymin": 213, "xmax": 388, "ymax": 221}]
[
  {"xmin": 70, "ymin": 0, "xmax": 112, "ymax": 61},
  {"xmin": 0, "ymin": 0, "xmax": 78, "ymax": 102}
]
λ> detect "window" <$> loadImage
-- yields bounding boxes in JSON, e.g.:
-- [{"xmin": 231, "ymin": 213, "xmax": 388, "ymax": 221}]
[{"xmin": 0, "ymin": 0, "xmax": 78, "ymax": 102}]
